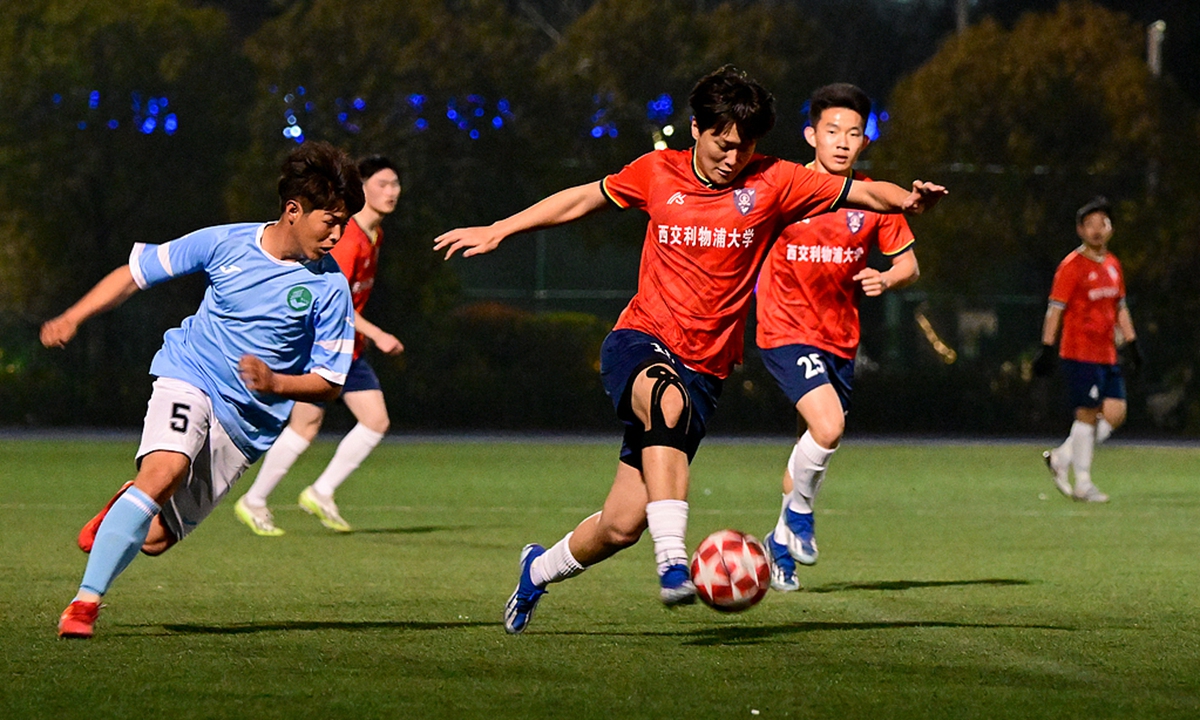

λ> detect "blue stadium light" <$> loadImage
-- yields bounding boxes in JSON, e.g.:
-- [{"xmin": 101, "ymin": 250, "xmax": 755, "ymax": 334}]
[
  {"xmin": 337, "ymin": 112, "xmax": 348, "ymax": 123},
  {"xmin": 409, "ymin": 94, "xmax": 426, "ymax": 108},
  {"xmin": 164, "ymin": 114, "xmax": 177, "ymax": 134},
  {"xmin": 467, "ymin": 94, "xmax": 483, "ymax": 104},
  {"xmin": 352, "ymin": 97, "xmax": 366, "ymax": 110},
  {"xmin": 77, "ymin": 121, "xmax": 87, "ymax": 129},
  {"xmin": 294, "ymin": 133, "xmax": 304, "ymax": 144},
  {"xmin": 473, "ymin": 107, "xmax": 484, "ymax": 117},
  {"xmin": 52, "ymin": 93, "xmax": 62, "ymax": 105},
  {"xmin": 345, "ymin": 123, "xmax": 359, "ymax": 134},
  {"xmin": 456, "ymin": 120, "xmax": 469, "ymax": 130},
  {"xmin": 865, "ymin": 111, "xmax": 879, "ymax": 142},
  {"xmin": 305, "ymin": 102, "xmax": 314, "ymax": 112},
  {"xmin": 646, "ymin": 93, "xmax": 673, "ymax": 122},
  {"xmin": 297, "ymin": 86, "xmax": 306, "ymax": 96},
  {"xmin": 446, "ymin": 109, "xmax": 458, "ymax": 120},
  {"xmin": 415, "ymin": 118, "xmax": 428, "ymax": 130},
  {"xmin": 89, "ymin": 90, "xmax": 100, "ymax": 109},
  {"xmin": 148, "ymin": 99, "xmax": 160, "ymax": 116},
  {"xmin": 131, "ymin": 92, "xmax": 141, "ymax": 111},
  {"xmin": 107, "ymin": 119, "xmax": 119, "ymax": 129},
  {"xmin": 498, "ymin": 98, "xmax": 510, "ymax": 113},
  {"xmin": 492, "ymin": 116, "xmax": 503, "ymax": 128},
  {"xmin": 284, "ymin": 93, "xmax": 294, "ymax": 103},
  {"xmin": 141, "ymin": 117, "xmax": 156, "ymax": 134},
  {"xmin": 591, "ymin": 126, "xmax": 604, "ymax": 138},
  {"xmin": 608, "ymin": 127, "xmax": 618, "ymax": 138},
  {"xmin": 469, "ymin": 129, "xmax": 480, "ymax": 140},
  {"xmin": 286, "ymin": 114, "xmax": 297, "ymax": 125},
  {"xmin": 159, "ymin": 97, "xmax": 168, "ymax": 108},
  {"xmin": 268, "ymin": 85, "xmax": 278, "ymax": 94},
  {"xmin": 880, "ymin": 111, "xmax": 890, "ymax": 122}
]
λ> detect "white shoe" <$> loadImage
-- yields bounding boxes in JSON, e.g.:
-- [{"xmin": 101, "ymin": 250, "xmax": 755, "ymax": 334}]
[
  {"xmin": 1043, "ymin": 450, "xmax": 1072, "ymax": 498},
  {"xmin": 299, "ymin": 486, "xmax": 352, "ymax": 532},
  {"xmin": 1073, "ymin": 485, "xmax": 1109, "ymax": 503},
  {"xmin": 235, "ymin": 496, "xmax": 284, "ymax": 537}
]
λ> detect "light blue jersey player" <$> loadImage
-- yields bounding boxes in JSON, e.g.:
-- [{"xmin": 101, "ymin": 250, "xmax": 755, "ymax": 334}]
[{"xmin": 43, "ymin": 142, "xmax": 364, "ymax": 639}]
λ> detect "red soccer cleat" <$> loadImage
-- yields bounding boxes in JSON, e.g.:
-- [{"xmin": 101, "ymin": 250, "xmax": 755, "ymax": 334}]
[
  {"xmin": 58, "ymin": 600, "xmax": 101, "ymax": 639},
  {"xmin": 78, "ymin": 481, "xmax": 135, "ymax": 553}
]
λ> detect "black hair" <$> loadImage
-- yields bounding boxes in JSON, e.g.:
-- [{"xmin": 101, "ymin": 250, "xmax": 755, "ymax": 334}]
[
  {"xmin": 1076, "ymin": 196, "xmax": 1111, "ymax": 225},
  {"xmin": 277, "ymin": 141, "xmax": 364, "ymax": 215},
  {"xmin": 689, "ymin": 65, "xmax": 775, "ymax": 141},
  {"xmin": 358, "ymin": 155, "xmax": 399, "ymax": 183},
  {"xmin": 808, "ymin": 83, "xmax": 872, "ymax": 128}
]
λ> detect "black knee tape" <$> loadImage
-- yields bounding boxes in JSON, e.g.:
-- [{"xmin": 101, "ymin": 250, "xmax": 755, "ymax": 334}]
[{"xmin": 642, "ymin": 365, "xmax": 691, "ymax": 452}]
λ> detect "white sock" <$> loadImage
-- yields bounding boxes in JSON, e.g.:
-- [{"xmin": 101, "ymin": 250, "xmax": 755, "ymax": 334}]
[
  {"xmin": 530, "ymin": 531, "xmax": 586, "ymax": 587},
  {"xmin": 311, "ymin": 424, "xmax": 384, "ymax": 497},
  {"xmin": 243, "ymin": 426, "xmax": 310, "ymax": 507},
  {"xmin": 1096, "ymin": 418, "xmax": 1113, "ymax": 445},
  {"xmin": 774, "ymin": 493, "xmax": 790, "ymax": 537},
  {"xmin": 786, "ymin": 432, "xmax": 835, "ymax": 515},
  {"xmin": 1069, "ymin": 420, "xmax": 1096, "ymax": 490},
  {"xmin": 1053, "ymin": 435, "xmax": 1073, "ymax": 465},
  {"xmin": 646, "ymin": 499, "xmax": 689, "ymax": 575}
]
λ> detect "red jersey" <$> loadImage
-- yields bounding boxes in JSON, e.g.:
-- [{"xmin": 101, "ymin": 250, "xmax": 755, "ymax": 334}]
[
  {"xmin": 756, "ymin": 172, "xmax": 915, "ymax": 358},
  {"xmin": 1049, "ymin": 249, "xmax": 1125, "ymax": 364},
  {"xmin": 330, "ymin": 217, "xmax": 382, "ymax": 359},
  {"xmin": 602, "ymin": 149, "xmax": 850, "ymax": 378}
]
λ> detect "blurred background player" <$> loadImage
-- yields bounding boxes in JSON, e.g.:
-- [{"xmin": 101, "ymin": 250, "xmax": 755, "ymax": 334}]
[
  {"xmin": 435, "ymin": 65, "xmax": 945, "ymax": 634},
  {"xmin": 755, "ymin": 83, "xmax": 921, "ymax": 591},
  {"xmin": 1034, "ymin": 196, "xmax": 1140, "ymax": 503},
  {"xmin": 236, "ymin": 156, "xmax": 405, "ymax": 535},
  {"xmin": 42, "ymin": 141, "xmax": 361, "ymax": 638}
]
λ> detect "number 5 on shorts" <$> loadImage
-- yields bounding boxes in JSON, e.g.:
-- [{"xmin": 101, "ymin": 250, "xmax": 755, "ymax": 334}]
[
  {"xmin": 170, "ymin": 403, "xmax": 191, "ymax": 433},
  {"xmin": 797, "ymin": 353, "xmax": 826, "ymax": 379}
]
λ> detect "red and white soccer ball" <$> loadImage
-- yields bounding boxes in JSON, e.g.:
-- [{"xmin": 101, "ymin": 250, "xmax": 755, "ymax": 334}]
[{"xmin": 690, "ymin": 529, "xmax": 770, "ymax": 612}]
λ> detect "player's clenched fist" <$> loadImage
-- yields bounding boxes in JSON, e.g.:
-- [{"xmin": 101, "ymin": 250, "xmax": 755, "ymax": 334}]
[
  {"xmin": 40, "ymin": 315, "xmax": 79, "ymax": 348},
  {"xmin": 239, "ymin": 355, "xmax": 276, "ymax": 393}
]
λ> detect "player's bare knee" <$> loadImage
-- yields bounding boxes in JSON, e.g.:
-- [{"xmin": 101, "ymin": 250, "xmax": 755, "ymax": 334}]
[
  {"xmin": 806, "ymin": 417, "xmax": 844, "ymax": 449},
  {"xmin": 599, "ymin": 517, "xmax": 645, "ymax": 548}
]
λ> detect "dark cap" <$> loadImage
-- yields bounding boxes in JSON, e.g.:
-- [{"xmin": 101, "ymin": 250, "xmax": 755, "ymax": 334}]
[{"xmin": 1076, "ymin": 196, "xmax": 1111, "ymax": 225}]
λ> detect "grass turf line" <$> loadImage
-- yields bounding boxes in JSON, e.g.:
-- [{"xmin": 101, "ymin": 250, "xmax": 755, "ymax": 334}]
[{"xmin": 1, "ymin": 438, "xmax": 1199, "ymax": 718}]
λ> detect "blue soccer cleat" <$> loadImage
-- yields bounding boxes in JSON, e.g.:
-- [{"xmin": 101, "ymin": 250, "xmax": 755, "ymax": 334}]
[
  {"xmin": 780, "ymin": 507, "xmax": 819, "ymax": 566},
  {"xmin": 504, "ymin": 544, "xmax": 548, "ymax": 634},
  {"xmin": 659, "ymin": 563, "xmax": 697, "ymax": 606},
  {"xmin": 764, "ymin": 530, "xmax": 800, "ymax": 592}
]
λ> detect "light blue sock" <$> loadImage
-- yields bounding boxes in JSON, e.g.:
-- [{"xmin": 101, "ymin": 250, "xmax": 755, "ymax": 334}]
[{"xmin": 79, "ymin": 486, "xmax": 160, "ymax": 597}]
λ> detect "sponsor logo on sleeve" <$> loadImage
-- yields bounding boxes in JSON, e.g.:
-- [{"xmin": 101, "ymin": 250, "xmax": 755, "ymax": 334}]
[{"xmin": 286, "ymin": 285, "xmax": 314, "ymax": 311}]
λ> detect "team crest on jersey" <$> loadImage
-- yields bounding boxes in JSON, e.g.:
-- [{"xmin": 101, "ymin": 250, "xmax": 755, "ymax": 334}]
[
  {"xmin": 286, "ymin": 285, "xmax": 313, "ymax": 311},
  {"xmin": 846, "ymin": 211, "xmax": 865, "ymax": 234},
  {"xmin": 733, "ymin": 188, "xmax": 756, "ymax": 216}
]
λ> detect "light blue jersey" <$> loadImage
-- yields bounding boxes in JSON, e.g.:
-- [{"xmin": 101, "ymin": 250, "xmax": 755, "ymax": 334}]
[{"xmin": 129, "ymin": 223, "xmax": 355, "ymax": 461}]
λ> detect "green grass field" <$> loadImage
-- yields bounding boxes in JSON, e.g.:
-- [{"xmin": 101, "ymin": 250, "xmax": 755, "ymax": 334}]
[{"xmin": 2, "ymin": 436, "xmax": 1199, "ymax": 719}]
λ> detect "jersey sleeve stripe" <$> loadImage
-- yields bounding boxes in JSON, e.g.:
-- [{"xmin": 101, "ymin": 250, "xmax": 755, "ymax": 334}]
[
  {"xmin": 829, "ymin": 176, "xmax": 852, "ymax": 212},
  {"xmin": 128, "ymin": 243, "xmax": 150, "ymax": 290},
  {"xmin": 315, "ymin": 338, "xmax": 355, "ymax": 354},
  {"xmin": 1048, "ymin": 300, "xmax": 1067, "ymax": 309},
  {"xmin": 600, "ymin": 177, "xmax": 628, "ymax": 209},
  {"xmin": 313, "ymin": 367, "xmax": 347, "ymax": 386},
  {"xmin": 880, "ymin": 238, "xmax": 916, "ymax": 257},
  {"xmin": 157, "ymin": 243, "xmax": 174, "ymax": 278}
]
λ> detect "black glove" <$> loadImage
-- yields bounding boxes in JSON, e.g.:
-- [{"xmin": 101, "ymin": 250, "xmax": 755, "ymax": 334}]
[
  {"xmin": 1124, "ymin": 339, "xmax": 1142, "ymax": 375},
  {"xmin": 1032, "ymin": 344, "xmax": 1057, "ymax": 377}
]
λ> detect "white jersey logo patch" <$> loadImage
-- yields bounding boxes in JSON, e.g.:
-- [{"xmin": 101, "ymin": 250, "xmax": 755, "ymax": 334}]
[
  {"xmin": 667, "ymin": 192, "xmax": 686, "ymax": 205},
  {"xmin": 219, "ymin": 264, "xmax": 243, "ymax": 275}
]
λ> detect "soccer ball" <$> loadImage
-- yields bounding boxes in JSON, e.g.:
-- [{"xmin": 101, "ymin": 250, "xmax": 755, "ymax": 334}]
[{"xmin": 690, "ymin": 529, "xmax": 770, "ymax": 612}]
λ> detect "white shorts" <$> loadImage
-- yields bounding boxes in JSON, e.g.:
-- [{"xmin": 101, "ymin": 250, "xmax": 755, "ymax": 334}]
[{"xmin": 137, "ymin": 377, "xmax": 251, "ymax": 541}]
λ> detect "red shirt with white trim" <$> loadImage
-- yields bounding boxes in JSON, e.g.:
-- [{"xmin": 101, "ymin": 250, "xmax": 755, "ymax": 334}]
[
  {"xmin": 1049, "ymin": 249, "xmax": 1125, "ymax": 364},
  {"xmin": 756, "ymin": 172, "xmax": 915, "ymax": 359},
  {"xmin": 602, "ymin": 148, "xmax": 850, "ymax": 378},
  {"xmin": 330, "ymin": 217, "xmax": 382, "ymax": 360}
]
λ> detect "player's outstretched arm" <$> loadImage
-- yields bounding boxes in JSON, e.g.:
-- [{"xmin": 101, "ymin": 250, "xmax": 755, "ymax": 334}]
[
  {"xmin": 238, "ymin": 356, "xmax": 342, "ymax": 402},
  {"xmin": 354, "ymin": 311, "xmax": 404, "ymax": 356},
  {"xmin": 845, "ymin": 180, "xmax": 947, "ymax": 215},
  {"xmin": 433, "ymin": 181, "xmax": 608, "ymax": 259},
  {"xmin": 40, "ymin": 266, "xmax": 140, "ymax": 348}
]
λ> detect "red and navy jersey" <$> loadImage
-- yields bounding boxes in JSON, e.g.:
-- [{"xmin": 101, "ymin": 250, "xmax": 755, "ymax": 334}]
[
  {"xmin": 329, "ymin": 217, "xmax": 381, "ymax": 359},
  {"xmin": 1049, "ymin": 249, "xmax": 1125, "ymax": 364},
  {"xmin": 601, "ymin": 148, "xmax": 850, "ymax": 378},
  {"xmin": 756, "ymin": 172, "xmax": 915, "ymax": 359}
]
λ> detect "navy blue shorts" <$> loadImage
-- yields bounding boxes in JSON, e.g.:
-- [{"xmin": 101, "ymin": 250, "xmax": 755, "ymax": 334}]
[
  {"xmin": 599, "ymin": 329, "xmax": 722, "ymax": 470},
  {"xmin": 342, "ymin": 356, "xmax": 382, "ymax": 394},
  {"xmin": 1062, "ymin": 359, "xmax": 1125, "ymax": 409},
  {"xmin": 760, "ymin": 343, "xmax": 855, "ymax": 411}
]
